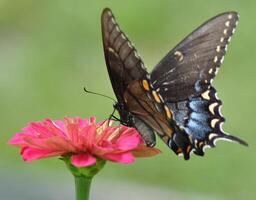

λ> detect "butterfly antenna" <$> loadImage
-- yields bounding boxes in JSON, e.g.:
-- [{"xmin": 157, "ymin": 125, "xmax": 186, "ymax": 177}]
[{"xmin": 83, "ymin": 87, "xmax": 116, "ymax": 102}]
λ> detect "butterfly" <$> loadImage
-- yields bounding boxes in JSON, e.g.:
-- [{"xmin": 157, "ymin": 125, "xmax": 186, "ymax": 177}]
[{"xmin": 101, "ymin": 8, "xmax": 248, "ymax": 160}]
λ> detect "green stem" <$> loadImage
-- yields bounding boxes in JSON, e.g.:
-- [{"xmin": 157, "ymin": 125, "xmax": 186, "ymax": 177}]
[
  {"xmin": 62, "ymin": 156, "xmax": 106, "ymax": 200},
  {"xmin": 75, "ymin": 176, "xmax": 92, "ymax": 200}
]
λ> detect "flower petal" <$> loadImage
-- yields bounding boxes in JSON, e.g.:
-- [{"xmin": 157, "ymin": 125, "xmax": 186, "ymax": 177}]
[
  {"xmin": 89, "ymin": 116, "xmax": 96, "ymax": 124},
  {"xmin": 115, "ymin": 129, "xmax": 141, "ymax": 150},
  {"xmin": 9, "ymin": 116, "xmax": 160, "ymax": 165},
  {"xmin": 103, "ymin": 152, "xmax": 135, "ymax": 164},
  {"xmin": 21, "ymin": 135, "xmax": 75, "ymax": 152},
  {"xmin": 132, "ymin": 144, "xmax": 162, "ymax": 157},
  {"xmin": 80, "ymin": 125, "xmax": 97, "ymax": 149},
  {"xmin": 78, "ymin": 117, "xmax": 89, "ymax": 128},
  {"xmin": 8, "ymin": 133, "xmax": 27, "ymax": 146},
  {"xmin": 71, "ymin": 153, "xmax": 96, "ymax": 167},
  {"xmin": 21, "ymin": 147, "xmax": 65, "ymax": 161}
]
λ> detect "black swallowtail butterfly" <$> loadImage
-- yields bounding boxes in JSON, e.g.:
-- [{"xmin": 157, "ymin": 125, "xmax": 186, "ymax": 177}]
[{"xmin": 101, "ymin": 8, "xmax": 248, "ymax": 160}]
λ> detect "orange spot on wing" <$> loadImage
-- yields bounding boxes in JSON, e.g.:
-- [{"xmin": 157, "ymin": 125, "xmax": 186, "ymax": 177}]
[
  {"xmin": 164, "ymin": 105, "xmax": 172, "ymax": 119},
  {"xmin": 177, "ymin": 147, "xmax": 183, "ymax": 154},
  {"xmin": 186, "ymin": 145, "xmax": 192, "ymax": 153},
  {"xmin": 152, "ymin": 91, "xmax": 161, "ymax": 103},
  {"xmin": 165, "ymin": 127, "xmax": 173, "ymax": 137},
  {"xmin": 199, "ymin": 141, "xmax": 204, "ymax": 148},
  {"xmin": 142, "ymin": 80, "xmax": 150, "ymax": 91}
]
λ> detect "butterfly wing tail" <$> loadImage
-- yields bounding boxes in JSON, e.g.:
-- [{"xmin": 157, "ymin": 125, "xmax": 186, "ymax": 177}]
[{"xmin": 218, "ymin": 134, "xmax": 248, "ymax": 146}]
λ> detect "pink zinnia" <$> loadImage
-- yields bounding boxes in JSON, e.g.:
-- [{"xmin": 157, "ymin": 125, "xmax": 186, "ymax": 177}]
[{"xmin": 9, "ymin": 117, "xmax": 160, "ymax": 167}]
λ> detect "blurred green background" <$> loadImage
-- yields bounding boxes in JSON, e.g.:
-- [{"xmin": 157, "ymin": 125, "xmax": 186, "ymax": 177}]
[{"xmin": 0, "ymin": 0, "xmax": 255, "ymax": 199}]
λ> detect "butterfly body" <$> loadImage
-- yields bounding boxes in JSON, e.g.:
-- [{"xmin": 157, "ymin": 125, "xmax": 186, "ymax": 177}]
[{"xmin": 101, "ymin": 8, "xmax": 247, "ymax": 159}]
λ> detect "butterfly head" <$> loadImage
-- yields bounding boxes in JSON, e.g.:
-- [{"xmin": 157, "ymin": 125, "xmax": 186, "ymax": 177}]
[{"xmin": 113, "ymin": 102, "xmax": 134, "ymax": 126}]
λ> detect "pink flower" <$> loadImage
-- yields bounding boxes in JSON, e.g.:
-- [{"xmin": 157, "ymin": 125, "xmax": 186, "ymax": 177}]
[{"xmin": 9, "ymin": 117, "xmax": 161, "ymax": 167}]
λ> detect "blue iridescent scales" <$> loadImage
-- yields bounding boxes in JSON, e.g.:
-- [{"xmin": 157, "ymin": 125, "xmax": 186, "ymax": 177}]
[
  {"xmin": 101, "ymin": 8, "xmax": 248, "ymax": 160},
  {"xmin": 167, "ymin": 87, "xmax": 228, "ymax": 156}
]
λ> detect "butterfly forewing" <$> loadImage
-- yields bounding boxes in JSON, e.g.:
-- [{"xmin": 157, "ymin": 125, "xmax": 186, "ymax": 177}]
[
  {"xmin": 101, "ymin": 8, "xmax": 157, "ymax": 146},
  {"xmin": 150, "ymin": 12, "xmax": 239, "ymax": 102},
  {"xmin": 101, "ymin": 8, "xmax": 147, "ymax": 104}
]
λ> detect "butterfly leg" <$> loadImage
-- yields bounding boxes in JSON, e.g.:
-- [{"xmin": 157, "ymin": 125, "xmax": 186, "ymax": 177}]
[
  {"xmin": 107, "ymin": 106, "xmax": 120, "ymax": 124},
  {"xmin": 110, "ymin": 115, "xmax": 121, "ymax": 122},
  {"xmin": 108, "ymin": 104, "xmax": 128, "ymax": 126}
]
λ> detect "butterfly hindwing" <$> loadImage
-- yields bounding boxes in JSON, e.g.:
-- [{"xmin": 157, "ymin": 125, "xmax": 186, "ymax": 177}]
[
  {"xmin": 151, "ymin": 12, "xmax": 239, "ymax": 102},
  {"xmin": 166, "ymin": 86, "xmax": 247, "ymax": 155}
]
